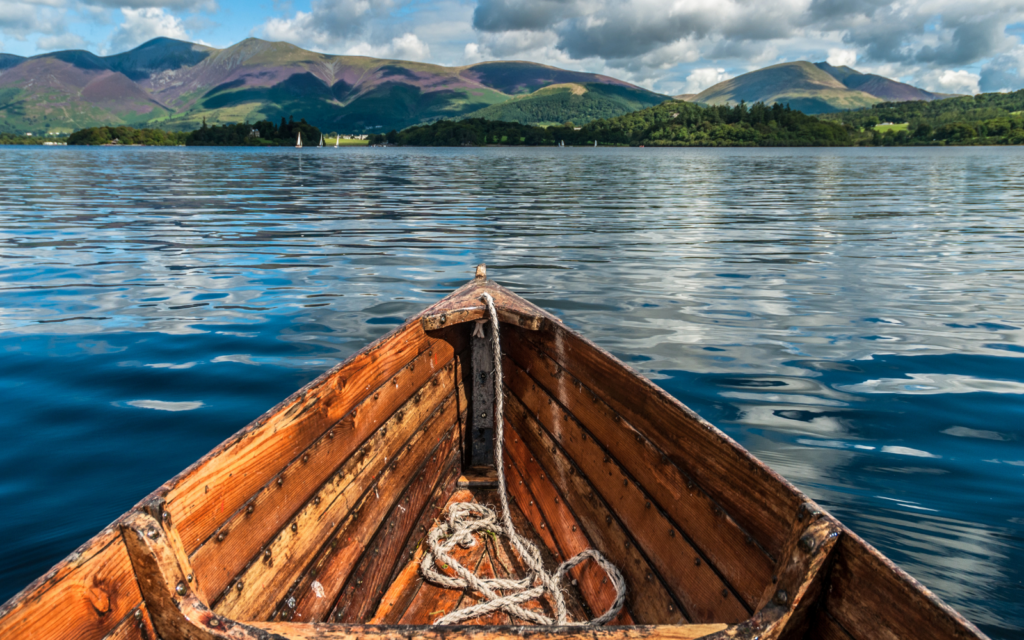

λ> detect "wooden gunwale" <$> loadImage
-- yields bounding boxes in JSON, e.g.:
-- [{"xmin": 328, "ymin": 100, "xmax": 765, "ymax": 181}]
[
  {"xmin": 502, "ymin": 354, "xmax": 758, "ymax": 615},
  {"xmin": 501, "ymin": 335, "xmax": 774, "ymax": 607}
]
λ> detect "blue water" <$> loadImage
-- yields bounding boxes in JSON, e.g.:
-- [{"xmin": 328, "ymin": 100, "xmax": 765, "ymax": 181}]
[{"xmin": 0, "ymin": 146, "xmax": 1022, "ymax": 637}]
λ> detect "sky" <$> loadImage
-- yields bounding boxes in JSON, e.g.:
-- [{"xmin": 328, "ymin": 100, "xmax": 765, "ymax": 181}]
[{"xmin": 2, "ymin": 0, "xmax": 1024, "ymax": 96}]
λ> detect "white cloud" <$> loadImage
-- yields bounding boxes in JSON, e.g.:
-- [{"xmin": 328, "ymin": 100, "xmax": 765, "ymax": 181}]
[
  {"xmin": 107, "ymin": 8, "xmax": 189, "ymax": 53},
  {"xmin": 0, "ymin": 1, "xmax": 67, "ymax": 40},
  {"xmin": 346, "ymin": 32, "xmax": 430, "ymax": 60},
  {"xmin": 826, "ymin": 48, "xmax": 856, "ymax": 67},
  {"xmin": 681, "ymin": 67, "xmax": 730, "ymax": 94},
  {"xmin": 918, "ymin": 68, "xmax": 981, "ymax": 95},
  {"xmin": 36, "ymin": 32, "xmax": 85, "ymax": 51},
  {"xmin": 261, "ymin": 0, "xmax": 395, "ymax": 51}
]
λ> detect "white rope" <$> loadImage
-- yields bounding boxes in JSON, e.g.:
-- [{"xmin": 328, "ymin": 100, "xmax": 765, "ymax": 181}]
[{"xmin": 419, "ymin": 292, "xmax": 627, "ymax": 626}]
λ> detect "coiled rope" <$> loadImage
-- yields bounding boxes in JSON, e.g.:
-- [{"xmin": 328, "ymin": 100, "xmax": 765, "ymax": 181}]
[{"xmin": 419, "ymin": 292, "xmax": 626, "ymax": 626}]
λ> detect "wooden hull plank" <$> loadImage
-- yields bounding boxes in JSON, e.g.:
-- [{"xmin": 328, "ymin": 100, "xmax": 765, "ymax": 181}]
[
  {"xmin": 507, "ymin": 324, "xmax": 800, "ymax": 559},
  {"xmin": 101, "ymin": 603, "xmax": 156, "ymax": 640},
  {"xmin": 503, "ymin": 354, "xmax": 751, "ymax": 621},
  {"xmin": 212, "ymin": 375, "xmax": 462, "ymax": 619},
  {"xmin": 167, "ymin": 322, "xmax": 461, "ymax": 556},
  {"xmin": 502, "ymin": 441, "xmax": 633, "ymax": 626},
  {"xmin": 288, "ymin": 410, "xmax": 463, "ymax": 622},
  {"xmin": 503, "ymin": 404, "xmax": 686, "ymax": 625},
  {"xmin": 329, "ymin": 458, "xmax": 462, "ymax": 623},
  {"xmin": 502, "ymin": 336, "xmax": 773, "ymax": 608},
  {"xmin": 823, "ymin": 532, "xmax": 988, "ymax": 640},
  {"xmin": 190, "ymin": 343, "xmax": 463, "ymax": 602},
  {"xmin": 0, "ymin": 528, "xmax": 142, "ymax": 640}
]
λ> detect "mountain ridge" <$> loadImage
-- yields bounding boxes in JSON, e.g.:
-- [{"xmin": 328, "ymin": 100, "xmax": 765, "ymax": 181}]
[
  {"xmin": 0, "ymin": 37, "xmax": 664, "ymax": 134},
  {"xmin": 691, "ymin": 61, "xmax": 952, "ymax": 114}
]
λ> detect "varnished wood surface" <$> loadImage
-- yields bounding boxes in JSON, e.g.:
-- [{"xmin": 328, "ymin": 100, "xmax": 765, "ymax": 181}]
[
  {"xmin": 191, "ymin": 341, "xmax": 464, "ymax": 603},
  {"xmin": 504, "ymin": 401, "xmax": 688, "ymax": 625},
  {"xmin": 167, "ymin": 321, "xmax": 463, "ymax": 557},
  {"xmin": 503, "ymin": 355, "xmax": 755, "ymax": 619},
  {"xmin": 502, "ymin": 337, "xmax": 773, "ymax": 609},
  {"xmin": 249, "ymin": 622, "xmax": 731, "ymax": 640},
  {"xmin": 0, "ymin": 527, "xmax": 143, "ymax": 640},
  {"xmin": 505, "ymin": 323, "xmax": 800, "ymax": 561},
  {"xmin": 822, "ymin": 531, "xmax": 988, "ymax": 640}
]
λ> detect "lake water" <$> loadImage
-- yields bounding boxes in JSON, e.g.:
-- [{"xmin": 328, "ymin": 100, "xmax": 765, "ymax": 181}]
[{"xmin": 0, "ymin": 146, "xmax": 1022, "ymax": 637}]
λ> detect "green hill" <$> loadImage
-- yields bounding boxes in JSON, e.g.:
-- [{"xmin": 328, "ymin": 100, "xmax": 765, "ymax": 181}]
[
  {"xmin": 692, "ymin": 61, "xmax": 950, "ymax": 115},
  {"xmin": 458, "ymin": 82, "xmax": 667, "ymax": 126},
  {"xmin": 0, "ymin": 37, "xmax": 657, "ymax": 135}
]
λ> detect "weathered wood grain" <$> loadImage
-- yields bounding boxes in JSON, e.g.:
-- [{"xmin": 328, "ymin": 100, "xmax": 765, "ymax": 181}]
[
  {"xmin": 502, "ymin": 444, "xmax": 633, "ymax": 626},
  {"xmin": 166, "ymin": 321, "xmax": 461, "ymax": 556},
  {"xmin": 507, "ymin": 323, "xmax": 800, "ymax": 559},
  {"xmin": 212, "ymin": 378, "xmax": 463, "ymax": 620},
  {"xmin": 191, "ymin": 342, "xmax": 463, "ymax": 602},
  {"xmin": 503, "ymin": 402, "xmax": 687, "ymax": 625},
  {"xmin": 399, "ymin": 522, "xmax": 489, "ymax": 624},
  {"xmin": 247, "ymin": 622, "xmax": 731, "ymax": 640},
  {"xmin": 503, "ymin": 338, "xmax": 773, "ymax": 608},
  {"xmin": 287, "ymin": 410, "xmax": 463, "ymax": 623},
  {"xmin": 369, "ymin": 487, "xmax": 477, "ymax": 625},
  {"xmin": 420, "ymin": 278, "xmax": 548, "ymax": 333},
  {"xmin": 808, "ymin": 611, "xmax": 857, "ymax": 640},
  {"xmin": 823, "ymin": 531, "xmax": 988, "ymax": 640},
  {"xmin": 329, "ymin": 459, "xmax": 462, "ymax": 623},
  {"xmin": 102, "ymin": 604, "xmax": 156, "ymax": 640},
  {"xmin": 0, "ymin": 527, "xmax": 143, "ymax": 640},
  {"xmin": 504, "ymin": 355, "xmax": 753, "ymax": 622}
]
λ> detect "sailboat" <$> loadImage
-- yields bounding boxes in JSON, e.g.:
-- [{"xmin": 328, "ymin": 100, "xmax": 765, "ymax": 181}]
[
  {"xmin": 335, "ymin": 135, "xmax": 339, "ymax": 149},
  {"xmin": 559, "ymin": 140, "xmax": 564, "ymax": 147},
  {"xmin": 319, "ymin": 134, "xmax": 324, "ymax": 148},
  {"xmin": 594, "ymin": 140, "xmax": 598, "ymax": 147},
  {"xmin": 295, "ymin": 132, "xmax": 302, "ymax": 148}
]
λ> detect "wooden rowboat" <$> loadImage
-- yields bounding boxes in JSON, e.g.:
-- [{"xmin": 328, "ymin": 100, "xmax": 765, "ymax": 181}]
[{"xmin": 0, "ymin": 266, "xmax": 988, "ymax": 640}]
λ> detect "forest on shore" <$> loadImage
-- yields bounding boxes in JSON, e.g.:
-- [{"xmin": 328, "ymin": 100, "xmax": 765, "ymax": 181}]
[
  {"xmin": 372, "ymin": 100, "xmax": 853, "ymax": 147},
  {"xmin": 65, "ymin": 118, "xmax": 322, "ymax": 147},
  {"xmin": 821, "ymin": 89, "xmax": 1024, "ymax": 145}
]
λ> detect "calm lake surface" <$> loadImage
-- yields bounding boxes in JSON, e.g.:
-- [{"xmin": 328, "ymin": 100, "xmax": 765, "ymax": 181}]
[{"xmin": 0, "ymin": 146, "xmax": 1022, "ymax": 636}]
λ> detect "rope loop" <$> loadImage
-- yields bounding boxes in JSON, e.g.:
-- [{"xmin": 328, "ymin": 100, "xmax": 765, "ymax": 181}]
[{"xmin": 419, "ymin": 292, "xmax": 626, "ymax": 626}]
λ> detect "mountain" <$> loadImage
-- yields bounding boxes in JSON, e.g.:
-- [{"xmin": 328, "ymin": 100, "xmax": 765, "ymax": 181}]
[
  {"xmin": 691, "ymin": 61, "xmax": 951, "ymax": 114},
  {"xmin": 456, "ymin": 82, "xmax": 666, "ymax": 126},
  {"xmin": 0, "ymin": 37, "xmax": 659, "ymax": 134}
]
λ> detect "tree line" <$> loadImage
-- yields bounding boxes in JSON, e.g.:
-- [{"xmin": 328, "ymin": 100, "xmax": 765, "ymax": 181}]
[
  {"xmin": 370, "ymin": 100, "xmax": 853, "ymax": 147},
  {"xmin": 65, "ymin": 117, "xmax": 322, "ymax": 146},
  {"xmin": 820, "ymin": 89, "xmax": 1024, "ymax": 145}
]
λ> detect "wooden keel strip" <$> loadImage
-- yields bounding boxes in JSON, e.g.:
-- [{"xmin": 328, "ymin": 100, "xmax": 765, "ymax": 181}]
[
  {"xmin": 502, "ymin": 444, "xmax": 633, "ymax": 626},
  {"xmin": 166, "ymin": 322, "xmax": 462, "ymax": 556},
  {"xmin": 398, "ymin": 519, "xmax": 489, "ymax": 624},
  {"xmin": 249, "ymin": 622, "xmax": 730, "ymax": 640},
  {"xmin": 0, "ymin": 528, "xmax": 143, "ymax": 640},
  {"xmin": 503, "ymin": 403, "xmax": 686, "ymax": 625},
  {"xmin": 191, "ymin": 342, "xmax": 462, "ymax": 603},
  {"xmin": 507, "ymin": 324, "xmax": 799, "ymax": 558},
  {"xmin": 823, "ymin": 532, "xmax": 989, "ymax": 640},
  {"xmin": 288, "ymin": 413, "xmax": 463, "ymax": 622},
  {"xmin": 365, "ymin": 481, "xmax": 463, "ymax": 625},
  {"xmin": 329, "ymin": 458, "xmax": 462, "ymax": 623},
  {"xmin": 212, "ymin": 374, "xmax": 463, "ymax": 620},
  {"xmin": 502, "ymin": 338, "xmax": 773, "ymax": 607},
  {"xmin": 502, "ymin": 355, "xmax": 751, "ymax": 621}
]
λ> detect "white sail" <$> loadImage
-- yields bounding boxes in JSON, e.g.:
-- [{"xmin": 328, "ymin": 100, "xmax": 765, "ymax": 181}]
[
  {"xmin": 296, "ymin": 132, "xmax": 302, "ymax": 148},
  {"xmin": 319, "ymin": 134, "xmax": 324, "ymax": 147},
  {"xmin": 335, "ymin": 135, "xmax": 339, "ymax": 148},
  {"xmin": 594, "ymin": 140, "xmax": 597, "ymax": 147}
]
